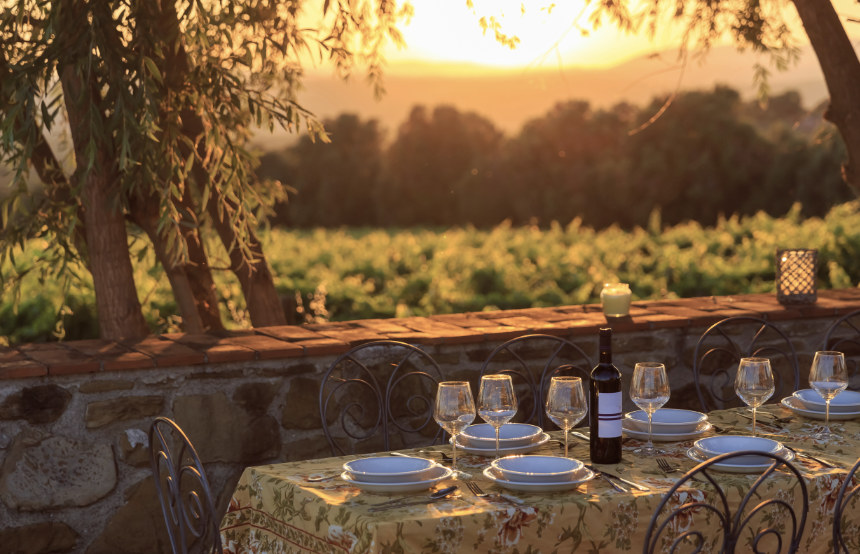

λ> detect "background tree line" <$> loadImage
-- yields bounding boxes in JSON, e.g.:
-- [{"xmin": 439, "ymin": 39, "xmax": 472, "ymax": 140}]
[{"xmin": 259, "ymin": 85, "xmax": 851, "ymax": 230}]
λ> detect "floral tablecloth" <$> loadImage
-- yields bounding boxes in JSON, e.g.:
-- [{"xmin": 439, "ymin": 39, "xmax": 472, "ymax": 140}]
[{"xmin": 220, "ymin": 405, "xmax": 860, "ymax": 553}]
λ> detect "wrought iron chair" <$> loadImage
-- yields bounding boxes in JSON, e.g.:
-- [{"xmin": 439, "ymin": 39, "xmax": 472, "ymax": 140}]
[
  {"xmin": 479, "ymin": 334, "xmax": 592, "ymax": 428},
  {"xmin": 833, "ymin": 456, "xmax": 860, "ymax": 553},
  {"xmin": 644, "ymin": 451, "xmax": 808, "ymax": 554},
  {"xmin": 822, "ymin": 309, "xmax": 860, "ymax": 390},
  {"xmin": 692, "ymin": 316, "xmax": 800, "ymax": 412},
  {"xmin": 319, "ymin": 340, "xmax": 445, "ymax": 455},
  {"xmin": 149, "ymin": 417, "xmax": 222, "ymax": 554}
]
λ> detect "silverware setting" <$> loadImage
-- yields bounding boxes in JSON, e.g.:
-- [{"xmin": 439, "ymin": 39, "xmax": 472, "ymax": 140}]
[
  {"xmin": 306, "ymin": 473, "xmax": 339, "ymax": 482},
  {"xmin": 782, "ymin": 445, "xmax": 840, "ymax": 468},
  {"xmin": 584, "ymin": 464, "xmax": 650, "ymax": 492},
  {"xmin": 366, "ymin": 485, "xmax": 459, "ymax": 512},
  {"xmin": 464, "ymin": 480, "xmax": 526, "ymax": 504},
  {"xmin": 656, "ymin": 456, "xmax": 706, "ymax": 483}
]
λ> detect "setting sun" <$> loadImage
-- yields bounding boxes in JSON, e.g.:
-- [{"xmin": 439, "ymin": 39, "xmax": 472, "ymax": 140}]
[{"xmin": 385, "ymin": 0, "xmax": 681, "ymax": 73}]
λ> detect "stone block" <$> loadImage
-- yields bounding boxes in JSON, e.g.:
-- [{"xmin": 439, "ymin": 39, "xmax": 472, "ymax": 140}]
[
  {"xmin": 0, "ymin": 435, "xmax": 116, "ymax": 510},
  {"xmin": 86, "ymin": 477, "xmax": 171, "ymax": 554},
  {"xmin": 281, "ymin": 377, "xmax": 321, "ymax": 430},
  {"xmin": 233, "ymin": 382, "xmax": 278, "ymax": 417},
  {"xmin": 173, "ymin": 393, "xmax": 280, "ymax": 463},
  {"xmin": 85, "ymin": 396, "xmax": 164, "ymax": 429},
  {"xmin": 0, "ymin": 384, "xmax": 71, "ymax": 424},
  {"xmin": 0, "ymin": 521, "xmax": 79, "ymax": 554},
  {"xmin": 119, "ymin": 428, "xmax": 151, "ymax": 468},
  {"xmin": 78, "ymin": 380, "xmax": 135, "ymax": 394}
]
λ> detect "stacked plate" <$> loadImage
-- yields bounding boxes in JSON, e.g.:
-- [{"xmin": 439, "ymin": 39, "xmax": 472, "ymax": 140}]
[
  {"xmin": 483, "ymin": 455, "xmax": 595, "ymax": 492},
  {"xmin": 622, "ymin": 408, "xmax": 712, "ymax": 441},
  {"xmin": 686, "ymin": 435, "xmax": 795, "ymax": 473},
  {"xmin": 781, "ymin": 389, "xmax": 860, "ymax": 420},
  {"xmin": 340, "ymin": 456, "xmax": 452, "ymax": 493},
  {"xmin": 455, "ymin": 423, "xmax": 549, "ymax": 456}
]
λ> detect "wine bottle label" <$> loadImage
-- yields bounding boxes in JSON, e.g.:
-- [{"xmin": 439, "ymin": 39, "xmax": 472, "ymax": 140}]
[{"xmin": 597, "ymin": 391, "xmax": 622, "ymax": 438}]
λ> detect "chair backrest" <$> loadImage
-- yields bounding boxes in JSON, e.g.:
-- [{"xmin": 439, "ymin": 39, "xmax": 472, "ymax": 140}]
[
  {"xmin": 692, "ymin": 316, "xmax": 799, "ymax": 412},
  {"xmin": 644, "ymin": 451, "xmax": 808, "ymax": 554},
  {"xmin": 479, "ymin": 334, "xmax": 592, "ymax": 428},
  {"xmin": 149, "ymin": 417, "xmax": 222, "ymax": 554},
  {"xmin": 318, "ymin": 340, "xmax": 445, "ymax": 455},
  {"xmin": 833, "ymin": 456, "xmax": 860, "ymax": 554},
  {"xmin": 822, "ymin": 310, "xmax": 860, "ymax": 391}
]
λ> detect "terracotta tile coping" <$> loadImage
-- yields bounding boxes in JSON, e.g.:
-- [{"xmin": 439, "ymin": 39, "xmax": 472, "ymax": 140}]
[{"xmin": 3, "ymin": 289, "xmax": 860, "ymax": 379}]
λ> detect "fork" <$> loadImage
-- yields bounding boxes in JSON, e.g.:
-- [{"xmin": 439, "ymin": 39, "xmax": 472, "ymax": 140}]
[
  {"xmin": 464, "ymin": 480, "xmax": 525, "ymax": 504},
  {"xmin": 656, "ymin": 457, "xmax": 705, "ymax": 483}
]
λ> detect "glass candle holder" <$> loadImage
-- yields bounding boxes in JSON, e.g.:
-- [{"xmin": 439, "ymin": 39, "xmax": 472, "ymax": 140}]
[{"xmin": 601, "ymin": 283, "xmax": 632, "ymax": 317}]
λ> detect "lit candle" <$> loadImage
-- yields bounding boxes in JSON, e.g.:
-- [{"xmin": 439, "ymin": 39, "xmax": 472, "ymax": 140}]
[{"xmin": 601, "ymin": 283, "xmax": 632, "ymax": 318}]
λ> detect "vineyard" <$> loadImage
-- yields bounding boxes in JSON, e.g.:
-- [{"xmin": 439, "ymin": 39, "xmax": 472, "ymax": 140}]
[{"xmin": 4, "ymin": 202, "xmax": 860, "ymax": 344}]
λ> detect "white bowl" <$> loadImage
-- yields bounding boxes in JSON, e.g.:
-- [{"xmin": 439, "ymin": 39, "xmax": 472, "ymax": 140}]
[
  {"xmin": 490, "ymin": 455, "xmax": 584, "ymax": 483},
  {"xmin": 342, "ymin": 456, "xmax": 437, "ymax": 483},
  {"xmin": 459, "ymin": 423, "xmax": 543, "ymax": 448},
  {"xmin": 693, "ymin": 435, "xmax": 784, "ymax": 465},
  {"xmin": 624, "ymin": 409, "xmax": 708, "ymax": 434},
  {"xmin": 792, "ymin": 389, "xmax": 860, "ymax": 413}
]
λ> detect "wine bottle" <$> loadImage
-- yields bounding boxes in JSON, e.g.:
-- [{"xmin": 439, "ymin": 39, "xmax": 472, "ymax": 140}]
[{"xmin": 589, "ymin": 327, "xmax": 622, "ymax": 463}]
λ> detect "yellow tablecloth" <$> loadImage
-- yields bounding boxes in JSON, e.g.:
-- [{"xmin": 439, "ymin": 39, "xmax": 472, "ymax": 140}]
[{"xmin": 220, "ymin": 405, "xmax": 860, "ymax": 553}]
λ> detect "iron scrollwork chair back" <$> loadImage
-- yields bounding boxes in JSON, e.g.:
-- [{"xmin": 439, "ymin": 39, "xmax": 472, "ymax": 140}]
[
  {"xmin": 692, "ymin": 316, "xmax": 799, "ymax": 412},
  {"xmin": 149, "ymin": 417, "xmax": 222, "ymax": 554},
  {"xmin": 644, "ymin": 451, "xmax": 808, "ymax": 554},
  {"xmin": 319, "ymin": 340, "xmax": 445, "ymax": 455},
  {"xmin": 833, "ymin": 456, "xmax": 860, "ymax": 553},
  {"xmin": 479, "ymin": 334, "xmax": 593, "ymax": 427},
  {"xmin": 822, "ymin": 309, "xmax": 860, "ymax": 390}
]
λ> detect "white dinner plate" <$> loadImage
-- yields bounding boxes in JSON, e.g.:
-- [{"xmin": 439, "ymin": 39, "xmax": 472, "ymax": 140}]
[
  {"xmin": 781, "ymin": 396, "xmax": 860, "ymax": 420},
  {"xmin": 792, "ymin": 389, "xmax": 860, "ymax": 413},
  {"xmin": 622, "ymin": 422, "xmax": 712, "ymax": 442},
  {"xmin": 453, "ymin": 433, "xmax": 551, "ymax": 456},
  {"xmin": 490, "ymin": 455, "xmax": 585, "ymax": 483},
  {"xmin": 686, "ymin": 447, "xmax": 795, "ymax": 473},
  {"xmin": 483, "ymin": 466, "xmax": 595, "ymax": 492},
  {"xmin": 624, "ymin": 409, "xmax": 709, "ymax": 434},
  {"xmin": 694, "ymin": 435, "xmax": 783, "ymax": 465},
  {"xmin": 343, "ymin": 456, "xmax": 438, "ymax": 483},
  {"xmin": 340, "ymin": 465, "xmax": 453, "ymax": 493},
  {"xmin": 459, "ymin": 423, "xmax": 544, "ymax": 449}
]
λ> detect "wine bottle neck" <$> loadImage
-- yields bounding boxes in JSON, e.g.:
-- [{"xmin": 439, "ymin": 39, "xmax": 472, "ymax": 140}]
[{"xmin": 598, "ymin": 327, "xmax": 612, "ymax": 364}]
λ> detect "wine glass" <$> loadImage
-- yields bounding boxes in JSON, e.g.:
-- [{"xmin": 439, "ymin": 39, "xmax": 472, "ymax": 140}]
[
  {"xmin": 477, "ymin": 374, "xmax": 518, "ymax": 459},
  {"xmin": 735, "ymin": 357, "xmax": 775, "ymax": 436},
  {"xmin": 545, "ymin": 376, "xmax": 587, "ymax": 457},
  {"xmin": 629, "ymin": 362, "xmax": 670, "ymax": 456},
  {"xmin": 434, "ymin": 381, "xmax": 476, "ymax": 477},
  {"xmin": 809, "ymin": 351, "xmax": 848, "ymax": 439}
]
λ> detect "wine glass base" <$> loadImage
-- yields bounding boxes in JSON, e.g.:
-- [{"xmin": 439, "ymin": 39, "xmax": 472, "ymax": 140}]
[{"xmin": 632, "ymin": 445, "xmax": 665, "ymax": 456}]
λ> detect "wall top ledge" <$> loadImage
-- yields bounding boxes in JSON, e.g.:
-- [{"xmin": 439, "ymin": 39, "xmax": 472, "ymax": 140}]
[{"xmin": 4, "ymin": 289, "xmax": 860, "ymax": 380}]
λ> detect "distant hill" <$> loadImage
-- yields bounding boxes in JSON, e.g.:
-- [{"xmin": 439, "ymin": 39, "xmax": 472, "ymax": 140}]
[{"xmin": 254, "ymin": 44, "xmax": 827, "ymax": 149}]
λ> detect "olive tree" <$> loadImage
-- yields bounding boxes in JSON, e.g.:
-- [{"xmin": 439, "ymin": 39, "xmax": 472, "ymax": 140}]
[{"xmin": 0, "ymin": 0, "xmax": 410, "ymax": 339}]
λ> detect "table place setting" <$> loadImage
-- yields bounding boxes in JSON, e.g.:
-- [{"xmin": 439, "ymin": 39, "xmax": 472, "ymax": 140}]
[
  {"xmin": 481, "ymin": 454, "xmax": 596, "ymax": 492},
  {"xmin": 453, "ymin": 422, "xmax": 550, "ymax": 456},
  {"xmin": 685, "ymin": 435, "xmax": 795, "ymax": 473},
  {"xmin": 339, "ymin": 456, "xmax": 454, "ymax": 493},
  {"xmin": 622, "ymin": 408, "xmax": 712, "ymax": 442}
]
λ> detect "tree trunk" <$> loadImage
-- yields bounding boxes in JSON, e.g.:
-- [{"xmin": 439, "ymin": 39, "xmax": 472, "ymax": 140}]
[
  {"xmin": 60, "ymin": 65, "xmax": 149, "ymax": 340},
  {"xmin": 147, "ymin": 1, "xmax": 287, "ymax": 328},
  {"xmin": 791, "ymin": 0, "xmax": 860, "ymax": 194}
]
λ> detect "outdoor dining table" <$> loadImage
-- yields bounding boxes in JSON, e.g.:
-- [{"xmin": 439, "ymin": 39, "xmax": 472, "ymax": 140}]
[{"xmin": 219, "ymin": 404, "xmax": 860, "ymax": 553}]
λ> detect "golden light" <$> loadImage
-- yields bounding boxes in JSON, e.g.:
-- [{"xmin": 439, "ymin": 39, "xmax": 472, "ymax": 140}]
[{"xmin": 386, "ymin": 0, "xmax": 678, "ymax": 73}]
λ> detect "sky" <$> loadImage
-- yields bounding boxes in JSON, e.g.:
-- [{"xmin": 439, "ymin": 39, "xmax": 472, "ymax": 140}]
[{"xmin": 258, "ymin": 0, "xmax": 860, "ymax": 147}]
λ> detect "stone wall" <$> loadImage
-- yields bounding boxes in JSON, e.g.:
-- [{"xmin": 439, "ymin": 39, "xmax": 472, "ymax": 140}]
[{"xmin": 1, "ymin": 289, "xmax": 859, "ymax": 553}]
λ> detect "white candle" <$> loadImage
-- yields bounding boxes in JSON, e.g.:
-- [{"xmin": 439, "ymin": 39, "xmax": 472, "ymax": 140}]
[{"xmin": 601, "ymin": 283, "xmax": 632, "ymax": 317}]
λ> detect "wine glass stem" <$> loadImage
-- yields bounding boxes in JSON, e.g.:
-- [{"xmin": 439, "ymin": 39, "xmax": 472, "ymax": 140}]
[
  {"xmin": 564, "ymin": 428, "xmax": 569, "ymax": 457},
  {"xmin": 647, "ymin": 412, "xmax": 654, "ymax": 451},
  {"xmin": 452, "ymin": 433, "xmax": 458, "ymax": 472},
  {"xmin": 825, "ymin": 399, "xmax": 831, "ymax": 431},
  {"xmin": 752, "ymin": 407, "xmax": 757, "ymax": 437},
  {"xmin": 495, "ymin": 426, "xmax": 501, "ymax": 459}
]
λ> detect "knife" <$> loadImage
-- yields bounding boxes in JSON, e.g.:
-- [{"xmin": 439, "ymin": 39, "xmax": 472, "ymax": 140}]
[{"xmin": 584, "ymin": 464, "xmax": 650, "ymax": 491}]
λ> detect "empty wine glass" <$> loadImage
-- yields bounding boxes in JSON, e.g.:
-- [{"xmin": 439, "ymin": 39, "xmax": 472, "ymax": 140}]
[
  {"xmin": 735, "ymin": 357, "xmax": 775, "ymax": 436},
  {"xmin": 434, "ymin": 381, "xmax": 476, "ymax": 477},
  {"xmin": 809, "ymin": 351, "xmax": 848, "ymax": 439},
  {"xmin": 629, "ymin": 362, "xmax": 670, "ymax": 456},
  {"xmin": 545, "ymin": 376, "xmax": 587, "ymax": 457},
  {"xmin": 478, "ymin": 374, "xmax": 518, "ymax": 459}
]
